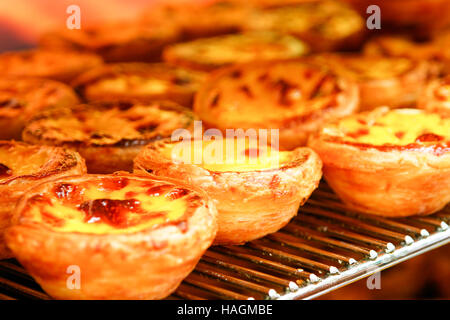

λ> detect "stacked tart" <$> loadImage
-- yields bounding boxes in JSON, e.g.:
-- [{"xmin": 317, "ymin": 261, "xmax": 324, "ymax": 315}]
[
  {"xmin": 134, "ymin": 136, "xmax": 322, "ymax": 245},
  {"xmin": 163, "ymin": 32, "xmax": 309, "ymax": 71},
  {"xmin": 73, "ymin": 63, "xmax": 205, "ymax": 108},
  {"xmin": 0, "ymin": 141, "xmax": 86, "ymax": 259},
  {"xmin": 194, "ymin": 60, "xmax": 359, "ymax": 150},
  {"xmin": 5, "ymin": 173, "xmax": 217, "ymax": 299},
  {"xmin": 0, "ymin": 49, "xmax": 102, "ymax": 83},
  {"xmin": 313, "ymin": 54, "xmax": 430, "ymax": 110},
  {"xmin": 0, "ymin": 78, "xmax": 79, "ymax": 140},
  {"xmin": 22, "ymin": 101, "xmax": 195, "ymax": 173},
  {"xmin": 308, "ymin": 107, "xmax": 450, "ymax": 217}
]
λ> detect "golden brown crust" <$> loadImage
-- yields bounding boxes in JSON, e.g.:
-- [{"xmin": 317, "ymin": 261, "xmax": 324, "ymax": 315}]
[
  {"xmin": 418, "ymin": 76, "xmax": 450, "ymax": 117},
  {"xmin": 194, "ymin": 60, "xmax": 359, "ymax": 150},
  {"xmin": 0, "ymin": 141, "xmax": 86, "ymax": 259},
  {"xmin": 134, "ymin": 139, "xmax": 322, "ymax": 245},
  {"xmin": 312, "ymin": 54, "xmax": 430, "ymax": 110},
  {"xmin": 308, "ymin": 107, "xmax": 450, "ymax": 217},
  {"xmin": 243, "ymin": 1, "xmax": 366, "ymax": 52},
  {"xmin": 5, "ymin": 173, "xmax": 217, "ymax": 299},
  {"xmin": 40, "ymin": 21, "xmax": 178, "ymax": 63},
  {"xmin": 141, "ymin": 1, "xmax": 253, "ymax": 40},
  {"xmin": 0, "ymin": 78, "xmax": 80, "ymax": 140},
  {"xmin": 22, "ymin": 101, "xmax": 196, "ymax": 173},
  {"xmin": 162, "ymin": 32, "xmax": 309, "ymax": 72},
  {"xmin": 0, "ymin": 49, "xmax": 102, "ymax": 83},
  {"xmin": 72, "ymin": 63, "xmax": 206, "ymax": 108}
]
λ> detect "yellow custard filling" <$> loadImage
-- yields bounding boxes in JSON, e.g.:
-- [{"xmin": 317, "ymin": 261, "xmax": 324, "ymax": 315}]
[
  {"xmin": 327, "ymin": 109, "xmax": 450, "ymax": 146},
  {"xmin": 333, "ymin": 57, "xmax": 414, "ymax": 80},
  {"xmin": 26, "ymin": 178, "xmax": 190, "ymax": 234},
  {"xmin": 162, "ymin": 137, "xmax": 291, "ymax": 172},
  {"xmin": 86, "ymin": 75, "xmax": 170, "ymax": 95}
]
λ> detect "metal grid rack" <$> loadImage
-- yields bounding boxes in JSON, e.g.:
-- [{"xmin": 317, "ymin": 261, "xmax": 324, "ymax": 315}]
[{"xmin": 0, "ymin": 183, "xmax": 449, "ymax": 300}]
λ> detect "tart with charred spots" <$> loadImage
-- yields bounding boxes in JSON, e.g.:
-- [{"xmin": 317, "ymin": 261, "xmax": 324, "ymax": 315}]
[
  {"xmin": 312, "ymin": 53, "xmax": 430, "ymax": 110},
  {"xmin": 72, "ymin": 63, "xmax": 206, "ymax": 108},
  {"xmin": 0, "ymin": 49, "xmax": 102, "ymax": 83},
  {"xmin": 134, "ymin": 136, "xmax": 322, "ymax": 245},
  {"xmin": 40, "ymin": 20, "xmax": 178, "ymax": 63},
  {"xmin": 0, "ymin": 141, "xmax": 86, "ymax": 260},
  {"xmin": 243, "ymin": 0, "xmax": 366, "ymax": 52},
  {"xmin": 308, "ymin": 107, "xmax": 450, "ymax": 217},
  {"xmin": 0, "ymin": 77, "xmax": 79, "ymax": 140},
  {"xmin": 22, "ymin": 101, "xmax": 195, "ymax": 173},
  {"xmin": 5, "ymin": 173, "xmax": 217, "ymax": 299},
  {"xmin": 162, "ymin": 32, "xmax": 309, "ymax": 71},
  {"xmin": 194, "ymin": 60, "xmax": 359, "ymax": 150},
  {"xmin": 418, "ymin": 75, "xmax": 450, "ymax": 117}
]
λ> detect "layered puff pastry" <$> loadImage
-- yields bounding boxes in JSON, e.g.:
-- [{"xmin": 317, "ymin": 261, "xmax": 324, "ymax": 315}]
[
  {"xmin": 0, "ymin": 49, "xmax": 102, "ymax": 83},
  {"xmin": 162, "ymin": 32, "xmax": 309, "ymax": 71},
  {"xmin": 194, "ymin": 60, "xmax": 359, "ymax": 150},
  {"xmin": 22, "ymin": 101, "xmax": 195, "ymax": 173},
  {"xmin": 0, "ymin": 78, "xmax": 79, "ymax": 140},
  {"xmin": 40, "ymin": 20, "xmax": 178, "ymax": 63},
  {"xmin": 312, "ymin": 54, "xmax": 430, "ymax": 110},
  {"xmin": 72, "ymin": 63, "xmax": 206, "ymax": 108},
  {"xmin": 0, "ymin": 141, "xmax": 86, "ymax": 260},
  {"xmin": 134, "ymin": 137, "xmax": 322, "ymax": 245},
  {"xmin": 5, "ymin": 173, "xmax": 217, "ymax": 299},
  {"xmin": 141, "ymin": 1, "xmax": 253, "ymax": 40},
  {"xmin": 308, "ymin": 107, "xmax": 450, "ymax": 217},
  {"xmin": 418, "ymin": 75, "xmax": 450, "ymax": 117},
  {"xmin": 243, "ymin": 0, "xmax": 366, "ymax": 52}
]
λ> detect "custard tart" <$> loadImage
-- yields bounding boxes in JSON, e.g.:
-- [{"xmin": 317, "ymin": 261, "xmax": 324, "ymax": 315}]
[
  {"xmin": 0, "ymin": 49, "xmax": 102, "ymax": 83},
  {"xmin": 22, "ymin": 101, "xmax": 195, "ymax": 173},
  {"xmin": 40, "ymin": 20, "xmax": 178, "ymax": 63},
  {"xmin": 72, "ymin": 63, "xmax": 206, "ymax": 108},
  {"xmin": 5, "ymin": 173, "xmax": 217, "ymax": 299},
  {"xmin": 418, "ymin": 76, "xmax": 450, "ymax": 117},
  {"xmin": 134, "ymin": 137, "xmax": 322, "ymax": 245},
  {"xmin": 194, "ymin": 60, "xmax": 359, "ymax": 150},
  {"xmin": 162, "ymin": 32, "xmax": 309, "ymax": 71},
  {"xmin": 141, "ymin": 1, "xmax": 252, "ymax": 40},
  {"xmin": 0, "ymin": 78, "xmax": 79, "ymax": 140},
  {"xmin": 244, "ymin": 1, "xmax": 366, "ymax": 52},
  {"xmin": 312, "ymin": 54, "xmax": 430, "ymax": 110},
  {"xmin": 308, "ymin": 107, "xmax": 450, "ymax": 217},
  {"xmin": 0, "ymin": 141, "xmax": 86, "ymax": 260}
]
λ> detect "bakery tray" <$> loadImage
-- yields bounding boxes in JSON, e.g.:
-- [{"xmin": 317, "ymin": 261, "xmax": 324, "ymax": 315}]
[{"xmin": 0, "ymin": 182, "xmax": 449, "ymax": 300}]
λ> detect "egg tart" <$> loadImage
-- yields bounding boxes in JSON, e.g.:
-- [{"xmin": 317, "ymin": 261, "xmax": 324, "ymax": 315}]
[
  {"xmin": 5, "ymin": 173, "xmax": 217, "ymax": 299},
  {"xmin": 22, "ymin": 101, "xmax": 195, "ymax": 173},
  {"xmin": 194, "ymin": 60, "xmax": 359, "ymax": 150},
  {"xmin": 134, "ymin": 137, "xmax": 322, "ymax": 245},
  {"xmin": 308, "ymin": 107, "xmax": 450, "ymax": 217},
  {"xmin": 72, "ymin": 63, "xmax": 206, "ymax": 108},
  {"xmin": 312, "ymin": 54, "xmax": 430, "ymax": 110},
  {"xmin": 0, "ymin": 141, "xmax": 86, "ymax": 260},
  {"xmin": 418, "ymin": 76, "xmax": 450, "ymax": 117},
  {"xmin": 0, "ymin": 78, "xmax": 79, "ymax": 140},
  {"xmin": 0, "ymin": 49, "xmax": 102, "ymax": 83},
  {"xmin": 141, "ymin": 1, "xmax": 252, "ymax": 40},
  {"xmin": 162, "ymin": 32, "xmax": 309, "ymax": 71},
  {"xmin": 243, "ymin": 1, "xmax": 366, "ymax": 52},
  {"xmin": 40, "ymin": 20, "xmax": 178, "ymax": 63}
]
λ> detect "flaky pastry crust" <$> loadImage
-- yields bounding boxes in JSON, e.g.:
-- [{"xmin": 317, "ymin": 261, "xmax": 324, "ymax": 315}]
[
  {"xmin": 134, "ymin": 139, "xmax": 322, "ymax": 245},
  {"xmin": 194, "ymin": 60, "xmax": 359, "ymax": 150},
  {"xmin": 22, "ymin": 101, "xmax": 196, "ymax": 173},
  {"xmin": 308, "ymin": 107, "xmax": 450, "ymax": 217},
  {"xmin": 0, "ymin": 78, "xmax": 79, "ymax": 140},
  {"xmin": 0, "ymin": 49, "xmax": 102, "ymax": 83},
  {"xmin": 72, "ymin": 63, "xmax": 206, "ymax": 108},
  {"xmin": 0, "ymin": 141, "xmax": 86, "ymax": 259},
  {"xmin": 5, "ymin": 173, "xmax": 217, "ymax": 299},
  {"xmin": 418, "ymin": 76, "xmax": 450, "ymax": 117}
]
